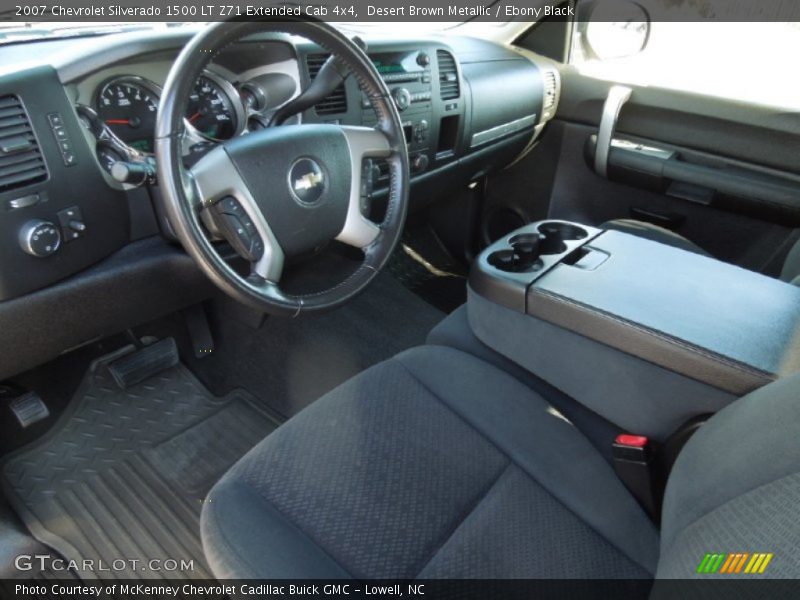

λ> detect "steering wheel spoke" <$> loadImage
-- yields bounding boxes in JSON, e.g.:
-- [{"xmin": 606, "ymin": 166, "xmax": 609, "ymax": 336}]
[
  {"xmin": 190, "ymin": 146, "xmax": 284, "ymax": 282},
  {"xmin": 336, "ymin": 126, "xmax": 394, "ymax": 249}
]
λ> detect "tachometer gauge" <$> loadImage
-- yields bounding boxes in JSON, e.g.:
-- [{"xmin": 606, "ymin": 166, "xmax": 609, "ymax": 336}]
[
  {"xmin": 95, "ymin": 77, "xmax": 160, "ymax": 154},
  {"xmin": 185, "ymin": 73, "xmax": 243, "ymax": 141}
]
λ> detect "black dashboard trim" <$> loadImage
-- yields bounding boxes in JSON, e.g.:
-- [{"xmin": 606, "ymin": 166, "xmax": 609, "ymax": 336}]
[{"xmin": 0, "ymin": 236, "xmax": 213, "ymax": 381}]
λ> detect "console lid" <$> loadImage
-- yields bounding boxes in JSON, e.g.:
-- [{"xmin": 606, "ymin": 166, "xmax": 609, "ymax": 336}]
[{"xmin": 527, "ymin": 230, "xmax": 800, "ymax": 395}]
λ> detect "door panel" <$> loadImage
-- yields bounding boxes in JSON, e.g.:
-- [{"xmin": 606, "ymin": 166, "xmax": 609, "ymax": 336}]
[
  {"xmin": 480, "ymin": 61, "xmax": 800, "ymax": 277},
  {"xmin": 558, "ymin": 67, "xmax": 800, "ymax": 175},
  {"xmin": 546, "ymin": 121, "xmax": 798, "ymax": 274}
]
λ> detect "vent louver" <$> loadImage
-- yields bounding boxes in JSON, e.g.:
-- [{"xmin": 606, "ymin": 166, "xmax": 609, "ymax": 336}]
[
  {"xmin": 543, "ymin": 70, "xmax": 557, "ymax": 110},
  {"xmin": 306, "ymin": 54, "xmax": 348, "ymax": 115},
  {"xmin": 437, "ymin": 50, "xmax": 460, "ymax": 101},
  {"xmin": 0, "ymin": 95, "xmax": 47, "ymax": 193}
]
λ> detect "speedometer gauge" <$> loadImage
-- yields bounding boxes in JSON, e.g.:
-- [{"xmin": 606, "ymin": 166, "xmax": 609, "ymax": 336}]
[
  {"xmin": 185, "ymin": 73, "xmax": 242, "ymax": 141},
  {"xmin": 95, "ymin": 77, "xmax": 160, "ymax": 154}
]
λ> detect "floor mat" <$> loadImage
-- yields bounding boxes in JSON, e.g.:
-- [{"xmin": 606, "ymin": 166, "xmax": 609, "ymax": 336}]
[
  {"xmin": 388, "ymin": 225, "xmax": 467, "ymax": 313},
  {"xmin": 1, "ymin": 345, "xmax": 278, "ymax": 580}
]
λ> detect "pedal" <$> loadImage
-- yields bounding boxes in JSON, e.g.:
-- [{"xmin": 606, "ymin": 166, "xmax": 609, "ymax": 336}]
[
  {"xmin": 107, "ymin": 338, "xmax": 179, "ymax": 389},
  {"xmin": 9, "ymin": 391, "xmax": 50, "ymax": 428},
  {"xmin": 183, "ymin": 304, "xmax": 215, "ymax": 359}
]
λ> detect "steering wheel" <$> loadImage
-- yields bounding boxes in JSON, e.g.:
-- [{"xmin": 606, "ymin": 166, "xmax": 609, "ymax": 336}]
[{"xmin": 155, "ymin": 19, "xmax": 409, "ymax": 316}]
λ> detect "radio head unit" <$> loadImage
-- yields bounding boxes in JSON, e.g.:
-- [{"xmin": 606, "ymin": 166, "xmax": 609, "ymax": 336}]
[{"xmin": 370, "ymin": 50, "xmax": 431, "ymax": 83}]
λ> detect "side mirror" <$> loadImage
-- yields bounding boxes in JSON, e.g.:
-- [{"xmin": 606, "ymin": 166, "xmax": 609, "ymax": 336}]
[{"xmin": 580, "ymin": 0, "xmax": 651, "ymax": 60}]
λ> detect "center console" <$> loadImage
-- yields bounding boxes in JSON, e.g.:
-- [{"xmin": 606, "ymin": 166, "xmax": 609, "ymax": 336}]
[
  {"xmin": 359, "ymin": 45, "xmax": 464, "ymax": 178},
  {"xmin": 468, "ymin": 220, "xmax": 800, "ymax": 438}
]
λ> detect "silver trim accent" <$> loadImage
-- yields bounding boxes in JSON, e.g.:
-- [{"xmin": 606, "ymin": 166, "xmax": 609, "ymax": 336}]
[
  {"xmin": 337, "ymin": 126, "xmax": 392, "ymax": 249},
  {"xmin": 610, "ymin": 138, "xmax": 673, "ymax": 160},
  {"xmin": 190, "ymin": 146, "xmax": 284, "ymax": 282},
  {"xmin": 595, "ymin": 85, "xmax": 632, "ymax": 178},
  {"xmin": 470, "ymin": 114, "xmax": 537, "ymax": 149},
  {"xmin": 8, "ymin": 193, "xmax": 40, "ymax": 210}
]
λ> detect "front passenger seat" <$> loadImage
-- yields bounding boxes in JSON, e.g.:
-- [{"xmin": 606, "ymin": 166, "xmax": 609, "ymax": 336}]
[
  {"xmin": 201, "ymin": 345, "xmax": 800, "ymax": 579},
  {"xmin": 603, "ymin": 218, "xmax": 800, "ymax": 284}
]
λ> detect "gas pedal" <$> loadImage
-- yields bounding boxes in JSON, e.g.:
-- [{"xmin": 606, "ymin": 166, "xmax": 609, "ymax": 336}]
[{"xmin": 183, "ymin": 304, "xmax": 215, "ymax": 359}]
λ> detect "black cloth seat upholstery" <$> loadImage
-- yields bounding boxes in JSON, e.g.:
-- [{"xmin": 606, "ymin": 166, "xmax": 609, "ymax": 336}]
[
  {"xmin": 202, "ymin": 342, "xmax": 800, "ymax": 580},
  {"xmin": 201, "ymin": 345, "xmax": 658, "ymax": 579},
  {"xmin": 601, "ymin": 219, "xmax": 711, "ymax": 258},
  {"xmin": 602, "ymin": 218, "xmax": 800, "ymax": 283}
]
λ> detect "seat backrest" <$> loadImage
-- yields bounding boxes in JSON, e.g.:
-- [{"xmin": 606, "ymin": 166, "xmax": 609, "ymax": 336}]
[{"xmin": 656, "ymin": 372, "xmax": 800, "ymax": 578}]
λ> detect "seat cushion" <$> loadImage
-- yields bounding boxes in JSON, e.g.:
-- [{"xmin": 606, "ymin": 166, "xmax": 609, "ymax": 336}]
[
  {"xmin": 657, "ymin": 372, "xmax": 800, "ymax": 579},
  {"xmin": 601, "ymin": 219, "xmax": 711, "ymax": 257},
  {"xmin": 426, "ymin": 305, "xmax": 621, "ymax": 465},
  {"xmin": 201, "ymin": 346, "xmax": 658, "ymax": 579}
]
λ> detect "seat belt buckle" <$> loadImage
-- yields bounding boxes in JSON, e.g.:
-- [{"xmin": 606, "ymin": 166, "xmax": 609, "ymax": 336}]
[{"xmin": 612, "ymin": 434, "xmax": 658, "ymax": 519}]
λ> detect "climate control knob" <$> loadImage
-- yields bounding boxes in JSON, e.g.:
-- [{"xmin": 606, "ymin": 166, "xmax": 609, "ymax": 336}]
[
  {"xmin": 19, "ymin": 219, "xmax": 61, "ymax": 258},
  {"xmin": 411, "ymin": 154, "xmax": 429, "ymax": 173},
  {"xmin": 392, "ymin": 87, "xmax": 411, "ymax": 111}
]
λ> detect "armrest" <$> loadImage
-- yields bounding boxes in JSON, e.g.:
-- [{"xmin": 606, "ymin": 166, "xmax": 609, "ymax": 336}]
[
  {"xmin": 528, "ymin": 230, "xmax": 800, "ymax": 395},
  {"xmin": 467, "ymin": 221, "xmax": 800, "ymax": 438}
]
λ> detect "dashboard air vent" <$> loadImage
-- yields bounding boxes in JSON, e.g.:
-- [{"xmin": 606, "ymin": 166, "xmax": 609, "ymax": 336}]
[
  {"xmin": 543, "ymin": 70, "xmax": 558, "ymax": 110},
  {"xmin": 306, "ymin": 54, "xmax": 348, "ymax": 115},
  {"xmin": 0, "ymin": 95, "xmax": 47, "ymax": 193},
  {"xmin": 437, "ymin": 50, "xmax": 460, "ymax": 101}
]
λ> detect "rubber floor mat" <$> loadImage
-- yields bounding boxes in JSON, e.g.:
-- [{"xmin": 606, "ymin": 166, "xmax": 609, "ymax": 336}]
[{"xmin": 1, "ymin": 344, "xmax": 279, "ymax": 580}]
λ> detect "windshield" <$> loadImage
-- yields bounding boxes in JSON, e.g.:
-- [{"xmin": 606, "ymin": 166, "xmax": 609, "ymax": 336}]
[
  {"xmin": 0, "ymin": 22, "xmax": 189, "ymax": 45},
  {"xmin": 0, "ymin": 20, "xmax": 511, "ymax": 46}
]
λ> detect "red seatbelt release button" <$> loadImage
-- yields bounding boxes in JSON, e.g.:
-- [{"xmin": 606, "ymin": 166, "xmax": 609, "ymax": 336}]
[{"xmin": 615, "ymin": 434, "xmax": 649, "ymax": 448}]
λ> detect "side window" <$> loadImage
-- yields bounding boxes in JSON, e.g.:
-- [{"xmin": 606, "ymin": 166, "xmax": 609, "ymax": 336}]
[{"xmin": 569, "ymin": 1, "xmax": 800, "ymax": 110}]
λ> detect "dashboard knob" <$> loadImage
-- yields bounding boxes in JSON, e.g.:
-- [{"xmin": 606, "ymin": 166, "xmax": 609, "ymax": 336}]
[
  {"xmin": 69, "ymin": 219, "xmax": 87, "ymax": 233},
  {"xmin": 19, "ymin": 220, "xmax": 61, "ymax": 258},
  {"xmin": 417, "ymin": 52, "xmax": 430, "ymax": 67},
  {"xmin": 411, "ymin": 154, "xmax": 429, "ymax": 173},
  {"xmin": 392, "ymin": 88, "xmax": 411, "ymax": 111}
]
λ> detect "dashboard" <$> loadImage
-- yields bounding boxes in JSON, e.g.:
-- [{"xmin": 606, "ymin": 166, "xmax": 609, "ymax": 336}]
[{"xmin": 0, "ymin": 27, "xmax": 560, "ymax": 380}]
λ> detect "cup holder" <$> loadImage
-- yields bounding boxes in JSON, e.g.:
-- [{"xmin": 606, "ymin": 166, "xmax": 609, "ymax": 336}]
[
  {"xmin": 487, "ymin": 222, "xmax": 590, "ymax": 273},
  {"xmin": 488, "ymin": 241, "xmax": 543, "ymax": 273},
  {"xmin": 510, "ymin": 232, "xmax": 566, "ymax": 257},
  {"xmin": 537, "ymin": 222, "xmax": 589, "ymax": 242},
  {"xmin": 509, "ymin": 233, "xmax": 542, "ymax": 259}
]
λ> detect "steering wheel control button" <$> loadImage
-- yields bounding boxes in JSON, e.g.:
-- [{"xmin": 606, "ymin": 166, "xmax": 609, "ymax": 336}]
[
  {"xmin": 19, "ymin": 220, "xmax": 61, "ymax": 257},
  {"xmin": 57, "ymin": 206, "xmax": 86, "ymax": 242},
  {"xmin": 212, "ymin": 197, "xmax": 264, "ymax": 262},
  {"xmin": 288, "ymin": 158, "xmax": 326, "ymax": 206}
]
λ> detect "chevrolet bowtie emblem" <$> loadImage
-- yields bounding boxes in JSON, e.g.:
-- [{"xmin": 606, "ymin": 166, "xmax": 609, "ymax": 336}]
[
  {"xmin": 289, "ymin": 158, "xmax": 325, "ymax": 205},
  {"xmin": 294, "ymin": 171, "xmax": 324, "ymax": 191}
]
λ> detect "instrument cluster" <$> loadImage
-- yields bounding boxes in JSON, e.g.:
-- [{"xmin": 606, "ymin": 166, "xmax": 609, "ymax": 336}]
[{"xmin": 80, "ymin": 66, "xmax": 298, "ymax": 175}]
